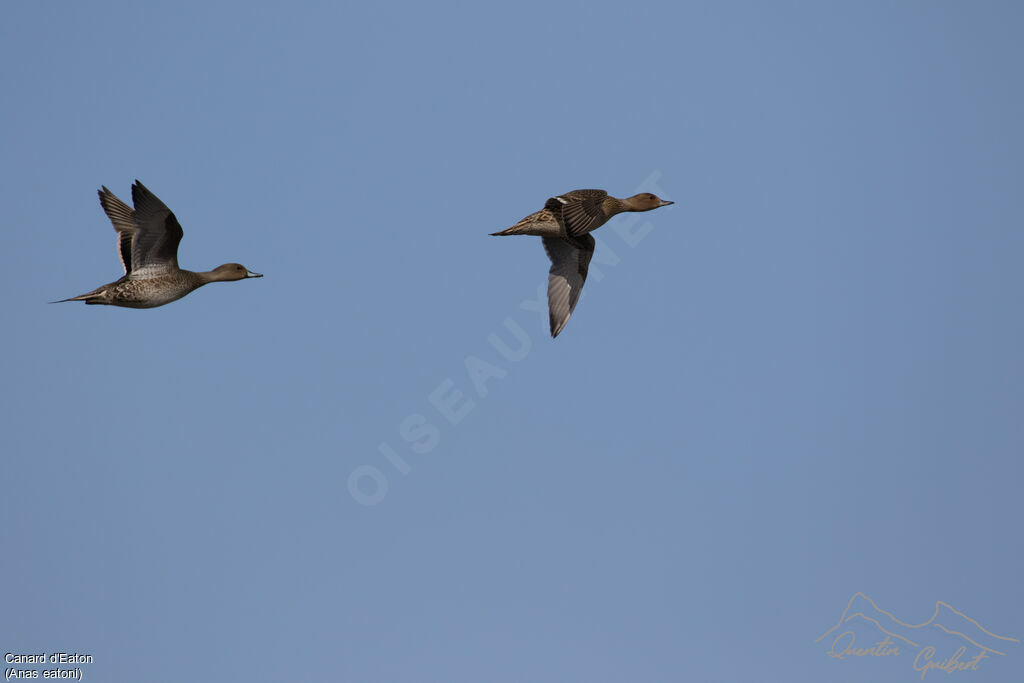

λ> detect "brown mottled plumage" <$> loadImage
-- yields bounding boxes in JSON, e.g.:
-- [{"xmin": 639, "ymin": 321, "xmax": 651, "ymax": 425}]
[
  {"xmin": 491, "ymin": 189, "xmax": 674, "ymax": 337},
  {"xmin": 53, "ymin": 181, "xmax": 262, "ymax": 308}
]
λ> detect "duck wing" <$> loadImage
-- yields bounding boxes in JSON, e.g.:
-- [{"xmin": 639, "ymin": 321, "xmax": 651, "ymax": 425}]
[
  {"xmin": 542, "ymin": 234, "xmax": 595, "ymax": 338},
  {"xmin": 97, "ymin": 186, "xmax": 137, "ymax": 275},
  {"xmin": 545, "ymin": 189, "xmax": 609, "ymax": 237},
  {"xmin": 129, "ymin": 180, "xmax": 184, "ymax": 278}
]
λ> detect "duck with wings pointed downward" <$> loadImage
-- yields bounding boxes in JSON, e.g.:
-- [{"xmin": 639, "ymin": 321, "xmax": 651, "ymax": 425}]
[{"xmin": 491, "ymin": 189, "xmax": 673, "ymax": 337}]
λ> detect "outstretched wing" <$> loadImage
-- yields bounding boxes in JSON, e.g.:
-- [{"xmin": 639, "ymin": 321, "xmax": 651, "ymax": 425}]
[
  {"xmin": 542, "ymin": 234, "xmax": 595, "ymax": 337},
  {"xmin": 545, "ymin": 189, "xmax": 609, "ymax": 236},
  {"xmin": 129, "ymin": 180, "xmax": 184, "ymax": 278},
  {"xmin": 97, "ymin": 186, "xmax": 137, "ymax": 275}
]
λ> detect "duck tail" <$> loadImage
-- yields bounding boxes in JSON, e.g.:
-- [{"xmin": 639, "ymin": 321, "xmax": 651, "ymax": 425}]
[
  {"xmin": 491, "ymin": 209, "xmax": 556, "ymax": 237},
  {"xmin": 49, "ymin": 290, "xmax": 105, "ymax": 304},
  {"xmin": 490, "ymin": 225, "xmax": 524, "ymax": 236},
  {"xmin": 491, "ymin": 220, "xmax": 539, "ymax": 236}
]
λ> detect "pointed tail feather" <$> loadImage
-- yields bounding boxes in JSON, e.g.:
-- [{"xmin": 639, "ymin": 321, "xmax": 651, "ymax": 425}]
[
  {"xmin": 491, "ymin": 209, "xmax": 559, "ymax": 237},
  {"xmin": 490, "ymin": 224, "xmax": 537, "ymax": 236},
  {"xmin": 49, "ymin": 289, "xmax": 106, "ymax": 304}
]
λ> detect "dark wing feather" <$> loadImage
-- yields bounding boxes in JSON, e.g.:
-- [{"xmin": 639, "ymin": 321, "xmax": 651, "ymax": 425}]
[
  {"xmin": 545, "ymin": 189, "xmax": 609, "ymax": 237},
  {"xmin": 98, "ymin": 186, "xmax": 137, "ymax": 275},
  {"xmin": 129, "ymin": 180, "xmax": 183, "ymax": 277},
  {"xmin": 541, "ymin": 234, "xmax": 595, "ymax": 337}
]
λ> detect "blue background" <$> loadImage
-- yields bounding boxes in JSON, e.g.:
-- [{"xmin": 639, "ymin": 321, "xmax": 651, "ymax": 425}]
[{"xmin": 2, "ymin": 1, "xmax": 1022, "ymax": 681}]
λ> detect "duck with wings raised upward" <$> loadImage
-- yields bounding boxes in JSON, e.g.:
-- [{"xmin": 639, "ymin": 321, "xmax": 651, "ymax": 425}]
[
  {"xmin": 53, "ymin": 180, "xmax": 262, "ymax": 308},
  {"xmin": 491, "ymin": 189, "xmax": 673, "ymax": 337}
]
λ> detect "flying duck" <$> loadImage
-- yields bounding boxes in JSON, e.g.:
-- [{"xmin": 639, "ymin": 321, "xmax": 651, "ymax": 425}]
[{"xmin": 491, "ymin": 189, "xmax": 673, "ymax": 337}]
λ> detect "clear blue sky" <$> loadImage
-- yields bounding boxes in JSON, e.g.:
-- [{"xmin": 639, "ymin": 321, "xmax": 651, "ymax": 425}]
[{"xmin": 2, "ymin": 2, "xmax": 1022, "ymax": 681}]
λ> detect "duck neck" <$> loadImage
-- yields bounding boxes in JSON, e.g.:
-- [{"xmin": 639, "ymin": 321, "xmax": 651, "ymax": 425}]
[
  {"xmin": 196, "ymin": 269, "xmax": 225, "ymax": 284},
  {"xmin": 602, "ymin": 196, "xmax": 629, "ymax": 217}
]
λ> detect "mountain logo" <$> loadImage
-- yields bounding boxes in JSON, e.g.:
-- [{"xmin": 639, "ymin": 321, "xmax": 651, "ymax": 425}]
[{"xmin": 816, "ymin": 592, "xmax": 1019, "ymax": 679}]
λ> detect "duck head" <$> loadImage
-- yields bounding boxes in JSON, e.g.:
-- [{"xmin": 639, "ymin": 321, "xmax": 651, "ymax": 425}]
[
  {"xmin": 623, "ymin": 193, "xmax": 674, "ymax": 211},
  {"xmin": 209, "ymin": 263, "xmax": 263, "ymax": 281}
]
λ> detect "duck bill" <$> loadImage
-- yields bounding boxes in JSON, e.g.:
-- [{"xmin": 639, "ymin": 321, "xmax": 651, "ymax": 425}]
[
  {"xmin": 658, "ymin": 199, "xmax": 674, "ymax": 207},
  {"xmin": 246, "ymin": 270, "xmax": 263, "ymax": 278}
]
